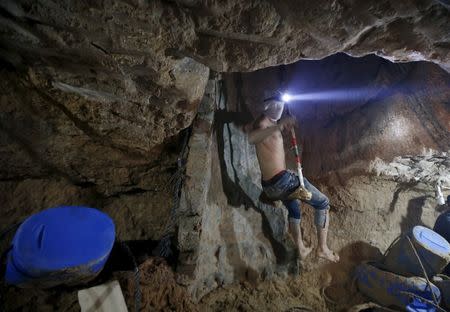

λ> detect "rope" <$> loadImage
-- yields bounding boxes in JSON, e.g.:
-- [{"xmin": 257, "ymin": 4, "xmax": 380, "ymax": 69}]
[
  {"xmin": 362, "ymin": 233, "xmax": 444, "ymax": 310},
  {"xmin": 120, "ymin": 242, "xmax": 141, "ymax": 312},
  {"xmin": 435, "ymin": 273, "xmax": 450, "ymax": 280},
  {"xmin": 400, "ymin": 291, "xmax": 446, "ymax": 312},
  {"xmin": 405, "ymin": 235, "xmax": 440, "ymax": 307},
  {"xmin": 348, "ymin": 303, "xmax": 400, "ymax": 312},
  {"xmin": 321, "ymin": 276, "xmax": 358, "ymax": 306},
  {"xmin": 321, "ymin": 284, "xmax": 340, "ymax": 305},
  {"xmin": 383, "ymin": 234, "xmax": 402, "ymax": 257},
  {"xmin": 153, "ymin": 126, "xmax": 192, "ymax": 258}
]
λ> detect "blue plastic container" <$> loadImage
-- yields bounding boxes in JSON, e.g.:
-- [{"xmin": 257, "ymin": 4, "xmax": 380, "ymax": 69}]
[
  {"xmin": 406, "ymin": 298, "xmax": 438, "ymax": 312},
  {"xmin": 356, "ymin": 262, "xmax": 441, "ymax": 310},
  {"xmin": 433, "ymin": 210, "xmax": 450, "ymax": 275},
  {"xmin": 383, "ymin": 226, "xmax": 450, "ymax": 278},
  {"xmin": 5, "ymin": 206, "xmax": 115, "ymax": 288}
]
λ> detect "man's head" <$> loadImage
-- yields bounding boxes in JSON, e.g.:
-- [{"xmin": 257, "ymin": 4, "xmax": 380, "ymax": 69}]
[
  {"xmin": 263, "ymin": 91, "xmax": 285, "ymax": 122},
  {"xmin": 263, "ymin": 100, "xmax": 284, "ymax": 122}
]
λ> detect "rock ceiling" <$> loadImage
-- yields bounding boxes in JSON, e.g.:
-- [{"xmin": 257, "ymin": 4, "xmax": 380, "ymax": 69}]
[{"xmin": 0, "ymin": 0, "xmax": 449, "ymax": 189}]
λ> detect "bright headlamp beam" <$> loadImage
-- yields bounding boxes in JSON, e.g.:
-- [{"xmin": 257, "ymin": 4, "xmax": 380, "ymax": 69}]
[
  {"xmin": 280, "ymin": 87, "xmax": 396, "ymax": 103},
  {"xmin": 280, "ymin": 89, "xmax": 372, "ymax": 102},
  {"xmin": 281, "ymin": 93, "xmax": 292, "ymax": 102}
]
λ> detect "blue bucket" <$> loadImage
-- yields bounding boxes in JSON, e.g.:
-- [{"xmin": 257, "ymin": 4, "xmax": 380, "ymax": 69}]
[
  {"xmin": 5, "ymin": 206, "xmax": 115, "ymax": 288},
  {"xmin": 383, "ymin": 226, "xmax": 450, "ymax": 278}
]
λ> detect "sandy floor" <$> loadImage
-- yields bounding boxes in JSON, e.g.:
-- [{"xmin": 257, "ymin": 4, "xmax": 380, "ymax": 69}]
[
  {"xmin": 2, "ymin": 254, "xmax": 372, "ymax": 312},
  {"xmin": 197, "ymin": 250, "xmax": 375, "ymax": 312}
]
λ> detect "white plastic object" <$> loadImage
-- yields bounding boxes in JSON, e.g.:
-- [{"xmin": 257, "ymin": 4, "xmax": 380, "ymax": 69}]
[
  {"xmin": 78, "ymin": 280, "xmax": 128, "ymax": 312},
  {"xmin": 436, "ymin": 183, "xmax": 445, "ymax": 205}
]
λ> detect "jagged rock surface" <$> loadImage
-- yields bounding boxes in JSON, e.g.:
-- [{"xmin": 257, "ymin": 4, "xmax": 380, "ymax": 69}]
[
  {"xmin": 0, "ymin": 0, "xmax": 448, "ymax": 194},
  {"xmin": 370, "ymin": 151, "xmax": 450, "ymax": 186},
  {"xmin": 1, "ymin": 0, "xmax": 449, "ymax": 74}
]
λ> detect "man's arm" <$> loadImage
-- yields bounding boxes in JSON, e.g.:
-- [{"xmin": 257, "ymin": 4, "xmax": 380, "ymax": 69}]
[
  {"xmin": 248, "ymin": 115, "xmax": 296, "ymax": 145},
  {"xmin": 248, "ymin": 125, "xmax": 281, "ymax": 144}
]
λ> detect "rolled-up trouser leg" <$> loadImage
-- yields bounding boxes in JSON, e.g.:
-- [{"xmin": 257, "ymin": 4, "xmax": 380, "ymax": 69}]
[
  {"xmin": 314, "ymin": 207, "xmax": 329, "ymax": 228},
  {"xmin": 282, "ymin": 199, "xmax": 301, "ymax": 224},
  {"xmin": 302, "ymin": 177, "xmax": 330, "ymax": 228}
]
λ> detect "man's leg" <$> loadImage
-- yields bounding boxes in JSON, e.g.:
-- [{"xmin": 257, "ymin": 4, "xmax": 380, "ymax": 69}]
[
  {"xmin": 303, "ymin": 178, "xmax": 340, "ymax": 262},
  {"xmin": 315, "ymin": 209, "xmax": 339, "ymax": 262},
  {"xmin": 289, "ymin": 220, "xmax": 313, "ymax": 260},
  {"xmin": 283, "ymin": 199, "xmax": 312, "ymax": 260}
]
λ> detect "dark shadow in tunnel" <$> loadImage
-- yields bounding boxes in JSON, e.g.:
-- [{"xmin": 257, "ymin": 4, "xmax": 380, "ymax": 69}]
[
  {"xmin": 400, "ymin": 196, "xmax": 426, "ymax": 234},
  {"xmin": 321, "ymin": 241, "xmax": 383, "ymax": 308},
  {"xmin": 217, "ymin": 198, "xmax": 260, "ymax": 283},
  {"xmin": 214, "ymin": 110, "xmax": 254, "ymax": 208},
  {"xmin": 100, "ymin": 239, "xmax": 178, "ymax": 276},
  {"xmin": 214, "ymin": 76, "xmax": 289, "ymax": 265},
  {"xmin": 436, "ymin": 203, "xmax": 449, "ymax": 213},
  {"xmin": 388, "ymin": 182, "xmax": 419, "ymax": 213},
  {"xmin": 389, "ymin": 186, "xmax": 406, "ymax": 213},
  {"xmin": 214, "ymin": 108, "xmax": 290, "ymax": 266}
]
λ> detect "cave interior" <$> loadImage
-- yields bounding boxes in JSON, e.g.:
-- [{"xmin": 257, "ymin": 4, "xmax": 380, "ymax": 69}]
[{"xmin": 0, "ymin": 1, "xmax": 450, "ymax": 311}]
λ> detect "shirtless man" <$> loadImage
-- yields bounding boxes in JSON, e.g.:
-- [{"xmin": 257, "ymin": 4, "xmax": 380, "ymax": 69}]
[{"xmin": 247, "ymin": 96, "xmax": 339, "ymax": 262}]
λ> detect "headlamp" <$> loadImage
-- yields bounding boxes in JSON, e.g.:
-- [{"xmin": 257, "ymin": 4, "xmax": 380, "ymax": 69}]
[{"xmin": 281, "ymin": 93, "xmax": 292, "ymax": 102}]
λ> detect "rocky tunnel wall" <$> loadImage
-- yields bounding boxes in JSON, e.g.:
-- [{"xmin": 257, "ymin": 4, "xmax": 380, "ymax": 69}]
[
  {"xmin": 176, "ymin": 76, "xmax": 298, "ymax": 301},
  {"xmin": 177, "ymin": 54, "xmax": 450, "ymax": 301}
]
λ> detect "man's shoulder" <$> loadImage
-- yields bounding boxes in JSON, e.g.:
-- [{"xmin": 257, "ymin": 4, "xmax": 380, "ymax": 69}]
[{"xmin": 253, "ymin": 115, "xmax": 273, "ymax": 129}]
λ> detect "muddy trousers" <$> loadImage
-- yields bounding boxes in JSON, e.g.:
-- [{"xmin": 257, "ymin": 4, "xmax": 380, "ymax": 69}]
[{"xmin": 261, "ymin": 170, "xmax": 329, "ymax": 227}]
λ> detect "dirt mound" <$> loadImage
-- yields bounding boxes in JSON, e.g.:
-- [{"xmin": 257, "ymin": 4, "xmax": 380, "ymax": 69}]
[
  {"xmin": 199, "ymin": 276, "xmax": 326, "ymax": 312},
  {"xmin": 118, "ymin": 257, "xmax": 198, "ymax": 312}
]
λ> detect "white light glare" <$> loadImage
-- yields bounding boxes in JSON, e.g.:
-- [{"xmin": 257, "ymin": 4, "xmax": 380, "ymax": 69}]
[{"xmin": 281, "ymin": 93, "xmax": 292, "ymax": 102}]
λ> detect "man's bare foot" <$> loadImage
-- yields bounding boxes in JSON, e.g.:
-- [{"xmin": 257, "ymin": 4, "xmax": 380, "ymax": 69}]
[
  {"xmin": 298, "ymin": 246, "xmax": 313, "ymax": 260},
  {"xmin": 317, "ymin": 248, "xmax": 340, "ymax": 263}
]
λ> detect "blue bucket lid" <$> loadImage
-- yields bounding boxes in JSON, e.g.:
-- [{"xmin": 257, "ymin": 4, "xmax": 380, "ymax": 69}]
[
  {"xmin": 8, "ymin": 206, "xmax": 115, "ymax": 279},
  {"xmin": 412, "ymin": 225, "xmax": 450, "ymax": 259}
]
